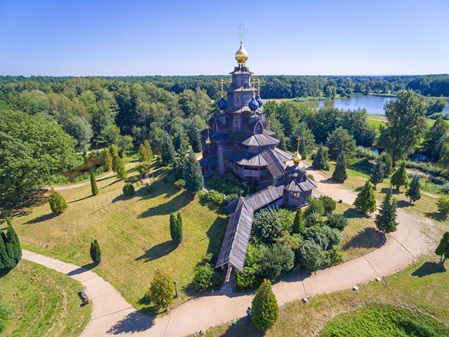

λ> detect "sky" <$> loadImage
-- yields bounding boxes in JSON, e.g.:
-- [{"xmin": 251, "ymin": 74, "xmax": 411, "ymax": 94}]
[{"xmin": 1, "ymin": 0, "xmax": 448, "ymax": 76}]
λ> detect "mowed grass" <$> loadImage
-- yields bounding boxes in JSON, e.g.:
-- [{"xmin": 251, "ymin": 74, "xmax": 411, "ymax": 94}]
[
  {"xmin": 13, "ymin": 163, "xmax": 228, "ymax": 313},
  {"xmin": 0, "ymin": 260, "xmax": 91, "ymax": 337},
  {"xmin": 202, "ymin": 258, "xmax": 449, "ymax": 337}
]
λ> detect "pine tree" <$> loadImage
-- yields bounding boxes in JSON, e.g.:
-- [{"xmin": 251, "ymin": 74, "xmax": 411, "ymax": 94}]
[
  {"xmin": 390, "ymin": 162, "xmax": 408, "ymax": 192},
  {"xmin": 6, "ymin": 218, "xmax": 21, "ymax": 263},
  {"xmin": 148, "ymin": 269, "xmax": 174, "ymax": 310},
  {"xmin": 383, "ymin": 153, "xmax": 393, "ymax": 177},
  {"xmin": 251, "ymin": 279, "xmax": 279, "ymax": 331},
  {"xmin": 406, "ymin": 174, "xmax": 421, "ymax": 204},
  {"xmin": 116, "ymin": 159, "xmax": 127, "ymax": 179},
  {"xmin": 112, "ymin": 153, "xmax": 121, "ymax": 172},
  {"xmin": 144, "ymin": 140, "xmax": 154, "ymax": 162},
  {"xmin": 176, "ymin": 212, "xmax": 183, "ymax": 244},
  {"xmin": 183, "ymin": 150, "xmax": 203, "ymax": 194},
  {"xmin": 161, "ymin": 132, "xmax": 176, "ymax": 166},
  {"xmin": 169, "ymin": 213, "xmax": 180, "ymax": 244},
  {"xmin": 435, "ymin": 232, "xmax": 449, "ymax": 263},
  {"xmin": 0, "ymin": 232, "xmax": 11, "ymax": 270},
  {"xmin": 0, "ymin": 219, "xmax": 22, "ymax": 270},
  {"xmin": 298, "ymin": 136, "xmax": 307, "ymax": 159},
  {"xmin": 370, "ymin": 157, "xmax": 385, "ymax": 188},
  {"xmin": 90, "ymin": 239, "xmax": 102, "ymax": 264},
  {"xmin": 332, "ymin": 151, "xmax": 348, "ymax": 183},
  {"xmin": 292, "ymin": 208, "xmax": 305, "ymax": 234},
  {"xmin": 101, "ymin": 148, "xmax": 113, "ymax": 171},
  {"xmin": 139, "ymin": 143, "xmax": 148, "ymax": 163},
  {"xmin": 49, "ymin": 189, "xmax": 68, "ymax": 214},
  {"xmin": 312, "ymin": 144, "xmax": 330, "ymax": 170},
  {"xmin": 354, "ymin": 180, "xmax": 377, "ymax": 214},
  {"xmin": 90, "ymin": 171, "xmax": 99, "ymax": 196},
  {"xmin": 187, "ymin": 125, "xmax": 202, "ymax": 153},
  {"xmin": 375, "ymin": 189, "xmax": 398, "ymax": 234}
]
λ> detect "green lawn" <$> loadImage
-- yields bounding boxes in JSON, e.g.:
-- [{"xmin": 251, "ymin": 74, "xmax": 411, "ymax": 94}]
[
  {"xmin": 0, "ymin": 260, "xmax": 91, "ymax": 337},
  {"xmin": 12, "ymin": 163, "xmax": 228, "ymax": 314}
]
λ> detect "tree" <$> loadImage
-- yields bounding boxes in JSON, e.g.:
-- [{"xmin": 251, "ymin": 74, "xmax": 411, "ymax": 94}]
[
  {"xmin": 90, "ymin": 171, "xmax": 99, "ymax": 196},
  {"xmin": 312, "ymin": 144, "xmax": 330, "ymax": 170},
  {"xmin": 112, "ymin": 153, "xmax": 121, "ymax": 173},
  {"xmin": 292, "ymin": 208, "xmax": 304, "ymax": 234},
  {"xmin": 176, "ymin": 212, "xmax": 183, "ymax": 244},
  {"xmin": 332, "ymin": 151, "xmax": 348, "ymax": 183},
  {"xmin": 139, "ymin": 139, "xmax": 154, "ymax": 164},
  {"xmin": 375, "ymin": 189, "xmax": 398, "ymax": 234},
  {"xmin": 435, "ymin": 232, "xmax": 449, "ymax": 263},
  {"xmin": 326, "ymin": 213, "xmax": 348, "ymax": 230},
  {"xmin": 0, "ymin": 231, "xmax": 13, "ymax": 270},
  {"xmin": 257, "ymin": 244, "xmax": 294, "ymax": 281},
  {"xmin": 161, "ymin": 132, "xmax": 176, "ymax": 166},
  {"xmin": 90, "ymin": 239, "xmax": 101, "ymax": 264},
  {"xmin": 116, "ymin": 159, "xmax": 127, "ymax": 179},
  {"xmin": 437, "ymin": 197, "xmax": 449, "ymax": 217},
  {"xmin": 297, "ymin": 239, "xmax": 326, "ymax": 273},
  {"xmin": 383, "ymin": 153, "xmax": 393, "ymax": 177},
  {"xmin": 320, "ymin": 196, "xmax": 336, "ymax": 214},
  {"xmin": 354, "ymin": 180, "xmax": 377, "ymax": 214},
  {"xmin": 251, "ymin": 279, "xmax": 279, "ymax": 331},
  {"xmin": 390, "ymin": 162, "xmax": 408, "ymax": 192},
  {"xmin": 148, "ymin": 269, "xmax": 174, "ymax": 310},
  {"xmin": 378, "ymin": 90, "xmax": 427, "ymax": 165},
  {"xmin": 123, "ymin": 183, "xmax": 135, "ymax": 196},
  {"xmin": 0, "ymin": 219, "xmax": 22, "ymax": 270},
  {"xmin": 406, "ymin": 174, "xmax": 421, "ymax": 204},
  {"xmin": 183, "ymin": 150, "xmax": 203, "ymax": 194},
  {"xmin": 49, "ymin": 189, "xmax": 68, "ymax": 214},
  {"xmin": 326, "ymin": 127, "xmax": 357, "ymax": 160},
  {"xmin": 423, "ymin": 116, "xmax": 449, "ymax": 160},
  {"xmin": 101, "ymin": 148, "xmax": 113, "ymax": 171},
  {"xmin": 370, "ymin": 157, "xmax": 385, "ymax": 188},
  {"xmin": 187, "ymin": 125, "xmax": 202, "ymax": 153},
  {"xmin": 169, "ymin": 213, "xmax": 179, "ymax": 244}
]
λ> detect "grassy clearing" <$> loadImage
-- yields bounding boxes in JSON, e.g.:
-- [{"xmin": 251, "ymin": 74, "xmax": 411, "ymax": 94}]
[
  {"xmin": 12, "ymin": 162, "xmax": 228, "ymax": 314},
  {"xmin": 0, "ymin": 260, "xmax": 90, "ymax": 337},
  {"xmin": 202, "ymin": 258, "xmax": 449, "ymax": 337}
]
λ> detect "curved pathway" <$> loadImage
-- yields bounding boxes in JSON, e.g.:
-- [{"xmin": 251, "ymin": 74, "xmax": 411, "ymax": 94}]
[{"xmin": 23, "ymin": 168, "xmax": 438, "ymax": 337}]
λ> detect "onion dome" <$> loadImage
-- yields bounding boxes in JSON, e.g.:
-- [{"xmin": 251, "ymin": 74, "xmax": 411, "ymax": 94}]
[
  {"xmin": 205, "ymin": 129, "xmax": 211, "ymax": 145},
  {"xmin": 248, "ymin": 97, "xmax": 259, "ymax": 111},
  {"xmin": 217, "ymin": 97, "xmax": 228, "ymax": 110},
  {"xmin": 235, "ymin": 42, "xmax": 248, "ymax": 64},
  {"xmin": 256, "ymin": 95, "xmax": 263, "ymax": 107},
  {"xmin": 293, "ymin": 151, "xmax": 302, "ymax": 164}
]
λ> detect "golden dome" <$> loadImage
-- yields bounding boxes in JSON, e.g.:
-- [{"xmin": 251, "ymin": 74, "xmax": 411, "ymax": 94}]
[
  {"xmin": 235, "ymin": 42, "xmax": 248, "ymax": 64},
  {"xmin": 293, "ymin": 151, "xmax": 302, "ymax": 163}
]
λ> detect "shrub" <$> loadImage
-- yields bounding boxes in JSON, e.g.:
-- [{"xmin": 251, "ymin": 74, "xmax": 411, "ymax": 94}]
[
  {"xmin": 193, "ymin": 264, "xmax": 215, "ymax": 292},
  {"xmin": 252, "ymin": 280, "xmax": 279, "ymax": 331},
  {"xmin": 304, "ymin": 198, "xmax": 325, "ymax": 217},
  {"xmin": 355, "ymin": 146, "xmax": 378, "ymax": 160},
  {"xmin": 326, "ymin": 248, "xmax": 343, "ymax": 266},
  {"xmin": 297, "ymin": 239, "xmax": 326, "ymax": 272},
  {"xmin": 253, "ymin": 207, "xmax": 293, "ymax": 244},
  {"xmin": 257, "ymin": 244, "xmax": 294, "ymax": 281},
  {"xmin": 90, "ymin": 171, "xmax": 99, "ymax": 196},
  {"xmin": 198, "ymin": 189, "xmax": 225, "ymax": 206},
  {"xmin": 235, "ymin": 267, "xmax": 258, "ymax": 292},
  {"xmin": 320, "ymin": 196, "xmax": 336, "ymax": 214},
  {"xmin": 49, "ymin": 189, "xmax": 68, "ymax": 214},
  {"xmin": 305, "ymin": 211, "xmax": 325, "ymax": 228},
  {"xmin": 332, "ymin": 151, "xmax": 348, "ymax": 183},
  {"xmin": 122, "ymin": 183, "xmax": 135, "ymax": 196},
  {"xmin": 148, "ymin": 269, "xmax": 174, "ymax": 310},
  {"xmin": 174, "ymin": 179, "xmax": 185, "ymax": 189},
  {"xmin": 326, "ymin": 213, "xmax": 348, "ymax": 230},
  {"xmin": 437, "ymin": 197, "xmax": 449, "ymax": 217},
  {"xmin": 90, "ymin": 239, "xmax": 101, "ymax": 264}
]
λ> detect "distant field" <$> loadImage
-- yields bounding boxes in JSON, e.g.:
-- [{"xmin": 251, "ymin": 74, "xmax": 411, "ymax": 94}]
[{"xmin": 0, "ymin": 260, "xmax": 90, "ymax": 337}]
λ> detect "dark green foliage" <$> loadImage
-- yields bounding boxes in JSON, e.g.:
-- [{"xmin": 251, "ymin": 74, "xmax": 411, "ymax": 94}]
[
  {"xmin": 101, "ymin": 148, "xmax": 113, "ymax": 171},
  {"xmin": 406, "ymin": 174, "xmax": 421, "ymax": 203},
  {"xmin": 187, "ymin": 125, "xmax": 202, "ymax": 153},
  {"xmin": 49, "ymin": 189, "xmax": 68, "ymax": 214},
  {"xmin": 112, "ymin": 153, "xmax": 121, "ymax": 173},
  {"xmin": 90, "ymin": 171, "xmax": 99, "ymax": 196},
  {"xmin": 320, "ymin": 196, "xmax": 336, "ymax": 214},
  {"xmin": 0, "ymin": 219, "xmax": 22, "ymax": 270},
  {"xmin": 193, "ymin": 254, "xmax": 222, "ymax": 292},
  {"xmin": 332, "ymin": 151, "xmax": 348, "ymax": 183},
  {"xmin": 370, "ymin": 157, "xmax": 385, "ymax": 187},
  {"xmin": 383, "ymin": 153, "xmax": 393, "ymax": 177},
  {"xmin": 176, "ymin": 212, "xmax": 183, "ymax": 243},
  {"xmin": 297, "ymin": 239, "xmax": 326, "ymax": 272},
  {"xmin": 312, "ymin": 144, "xmax": 330, "ymax": 170},
  {"xmin": 257, "ymin": 244, "xmax": 294, "ymax": 281},
  {"xmin": 437, "ymin": 197, "xmax": 449, "ymax": 217},
  {"xmin": 423, "ymin": 117, "xmax": 449, "ymax": 160},
  {"xmin": 122, "ymin": 183, "xmax": 135, "ymax": 196},
  {"xmin": 183, "ymin": 150, "xmax": 203, "ymax": 194},
  {"xmin": 291, "ymin": 124, "xmax": 315, "ymax": 159},
  {"xmin": 197, "ymin": 190, "xmax": 225, "ymax": 206},
  {"xmin": 148, "ymin": 269, "xmax": 174, "ymax": 309},
  {"xmin": 253, "ymin": 207, "xmax": 293, "ymax": 244},
  {"xmin": 306, "ymin": 227, "xmax": 330, "ymax": 250},
  {"xmin": 305, "ymin": 211, "xmax": 325, "ymax": 228},
  {"xmin": 90, "ymin": 239, "xmax": 101, "ymax": 264},
  {"xmin": 354, "ymin": 180, "xmax": 377, "ymax": 214},
  {"xmin": 251, "ymin": 279, "xmax": 279, "ymax": 331},
  {"xmin": 116, "ymin": 159, "xmax": 127, "ymax": 179},
  {"xmin": 375, "ymin": 189, "xmax": 398, "ymax": 234},
  {"xmin": 326, "ymin": 127, "xmax": 357, "ymax": 160},
  {"xmin": 390, "ymin": 162, "xmax": 408, "ymax": 192},
  {"xmin": 304, "ymin": 198, "xmax": 325, "ymax": 217},
  {"xmin": 292, "ymin": 208, "xmax": 304, "ymax": 234},
  {"xmin": 0, "ymin": 233, "xmax": 12, "ymax": 270},
  {"xmin": 435, "ymin": 232, "xmax": 449, "ymax": 263},
  {"xmin": 161, "ymin": 132, "xmax": 176, "ymax": 166},
  {"xmin": 169, "ymin": 212, "xmax": 183, "ymax": 244},
  {"xmin": 326, "ymin": 213, "xmax": 349, "ymax": 230}
]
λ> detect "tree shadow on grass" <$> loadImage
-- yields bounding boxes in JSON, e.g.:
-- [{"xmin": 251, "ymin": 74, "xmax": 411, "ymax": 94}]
[
  {"xmin": 350, "ymin": 159, "xmax": 373, "ymax": 175},
  {"xmin": 397, "ymin": 200, "xmax": 412, "ymax": 208},
  {"xmin": 206, "ymin": 215, "xmax": 228, "ymax": 257},
  {"xmin": 135, "ymin": 241, "xmax": 177, "ymax": 262},
  {"xmin": 106, "ymin": 311, "xmax": 154, "ymax": 335},
  {"xmin": 380, "ymin": 187, "xmax": 401, "ymax": 195},
  {"xmin": 67, "ymin": 262, "xmax": 98, "ymax": 276},
  {"xmin": 411, "ymin": 261, "xmax": 446, "ymax": 278},
  {"xmin": 101, "ymin": 179, "xmax": 122, "ymax": 189},
  {"xmin": 70, "ymin": 194, "xmax": 95, "ymax": 204},
  {"xmin": 342, "ymin": 227, "xmax": 386, "ymax": 250},
  {"xmin": 214, "ymin": 317, "xmax": 264, "ymax": 337},
  {"xmin": 138, "ymin": 190, "xmax": 192, "ymax": 217},
  {"xmin": 343, "ymin": 208, "xmax": 370, "ymax": 219},
  {"xmin": 425, "ymin": 212, "xmax": 447, "ymax": 222},
  {"xmin": 25, "ymin": 212, "xmax": 58, "ymax": 224},
  {"xmin": 111, "ymin": 193, "xmax": 137, "ymax": 204},
  {"xmin": 0, "ymin": 268, "xmax": 12, "ymax": 279}
]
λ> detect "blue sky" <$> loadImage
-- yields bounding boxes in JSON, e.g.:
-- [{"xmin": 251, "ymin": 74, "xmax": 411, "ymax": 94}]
[{"xmin": 1, "ymin": 0, "xmax": 448, "ymax": 76}]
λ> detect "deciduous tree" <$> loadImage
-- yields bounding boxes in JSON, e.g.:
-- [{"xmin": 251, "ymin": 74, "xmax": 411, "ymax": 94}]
[{"xmin": 435, "ymin": 232, "xmax": 449, "ymax": 263}]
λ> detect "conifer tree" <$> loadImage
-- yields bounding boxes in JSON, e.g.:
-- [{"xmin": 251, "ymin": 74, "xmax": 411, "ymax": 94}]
[
  {"xmin": 101, "ymin": 148, "xmax": 113, "ymax": 171},
  {"xmin": 116, "ymin": 159, "xmax": 127, "ymax": 179},
  {"xmin": 176, "ymin": 212, "xmax": 183, "ymax": 244},
  {"xmin": 406, "ymin": 174, "xmax": 421, "ymax": 204},
  {"xmin": 187, "ymin": 125, "xmax": 202, "ymax": 153},
  {"xmin": 112, "ymin": 153, "xmax": 121, "ymax": 172},
  {"xmin": 90, "ymin": 171, "xmax": 99, "ymax": 196},
  {"xmin": 148, "ymin": 269, "xmax": 174, "ymax": 310},
  {"xmin": 0, "ymin": 219, "xmax": 22, "ymax": 270},
  {"xmin": 383, "ymin": 153, "xmax": 393, "ymax": 177},
  {"xmin": 183, "ymin": 150, "xmax": 203, "ymax": 194},
  {"xmin": 354, "ymin": 180, "xmax": 377, "ymax": 214},
  {"xmin": 435, "ymin": 232, "xmax": 449, "ymax": 263},
  {"xmin": 169, "ymin": 213, "xmax": 180, "ymax": 244},
  {"xmin": 332, "ymin": 151, "xmax": 348, "ymax": 183},
  {"xmin": 90, "ymin": 239, "xmax": 102, "ymax": 264},
  {"xmin": 252, "ymin": 279, "xmax": 279, "ymax": 331},
  {"xmin": 6, "ymin": 218, "xmax": 21, "ymax": 263},
  {"xmin": 292, "ymin": 208, "xmax": 305, "ymax": 234},
  {"xmin": 437, "ymin": 197, "xmax": 449, "ymax": 217},
  {"xmin": 298, "ymin": 136, "xmax": 307, "ymax": 159},
  {"xmin": 161, "ymin": 132, "xmax": 176, "ymax": 166},
  {"xmin": 139, "ymin": 143, "xmax": 148, "ymax": 163},
  {"xmin": 312, "ymin": 144, "xmax": 330, "ymax": 170},
  {"xmin": 375, "ymin": 189, "xmax": 398, "ymax": 234},
  {"xmin": 49, "ymin": 189, "xmax": 68, "ymax": 214},
  {"xmin": 109, "ymin": 144, "xmax": 119, "ymax": 157},
  {"xmin": 0, "ymin": 232, "xmax": 12, "ymax": 270},
  {"xmin": 370, "ymin": 157, "xmax": 385, "ymax": 188},
  {"xmin": 390, "ymin": 162, "xmax": 408, "ymax": 192}
]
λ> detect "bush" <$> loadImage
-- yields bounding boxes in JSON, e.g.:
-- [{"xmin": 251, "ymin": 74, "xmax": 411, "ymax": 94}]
[
  {"xmin": 253, "ymin": 207, "xmax": 293, "ymax": 244},
  {"xmin": 197, "ymin": 189, "xmax": 225, "ymax": 206},
  {"xmin": 122, "ymin": 183, "xmax": 135, "ymax": 196},
  {"xmin": 297, "ymin": 239, "xmax": 326, "ymax": 272},
  {"xmin": 320, "ymin": 196, "xmax": 336, "ymax": 214},
  {"xmin": 143, "ymin": 184, "xmax": 154, "ymax": 195},
  {"xmin": 304, "ymin": 198, "xmax": 325, "ymax": 217},
  {"xmin": 305, "ymin": 211, "xmax": 325, "ymax": 228},
  {"xmin": 148, "ymin": 269, "xmax": 174, "ymax": 309},
  {"xmin": 90, "ymin": 239, "xmax": 101, "ymax": 264},
  {"xmin": 235, "ymin": 267, "xmax": 258, "ymax": 292},
  {"xmin": 193, "ymin": 264, "xmax": 217, "ymax": 292},
  {"xmin": 355, "ymin": 146, "xmax": 378, "ymax": 160},
  {"xmin": 326, "ymin": 248, "xmax": 343, "ymax": 266},
  {"xmin": 326, "ymin": 213, "xmax": 348, "ymax": 230},
  {"xmin": 257, "ymin": 244, "xmax": 294, "ymax": 281},
  {"xmin": 49, "ymin": 189, "xmax": 68, "ymax": 214},
  {"xmin": 437, "ymin": 197, "xmax": 449, "ymax": 217}
]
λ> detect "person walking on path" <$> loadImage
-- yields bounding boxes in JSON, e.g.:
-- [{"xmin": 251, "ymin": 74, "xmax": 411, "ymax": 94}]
[{"xmin": 246, "ymin": 307, "xmax": 252, "ymax": 321}]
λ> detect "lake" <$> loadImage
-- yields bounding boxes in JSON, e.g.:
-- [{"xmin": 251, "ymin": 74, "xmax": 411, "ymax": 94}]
[{"xmin": 311, "ymin": 95, "xmax": 449, "ymax": 115}]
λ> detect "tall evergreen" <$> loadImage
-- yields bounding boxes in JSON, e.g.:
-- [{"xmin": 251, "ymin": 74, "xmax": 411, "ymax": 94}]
[
  {"xmin": 90, "ymin": 239, "xmax": 102, "ymax": 264},
  {"xmin": 406, "ymin": 174, "xmax": 421, "ymax": 204},
  {"xmin": 354, "ymin": 180, "xmax": 377, "ymax": 214},
  {"xmin": 332, "ymin": 151, "xmax": 348, "ymax": 183},
  {"xmin": 101, "ymin": 148, "xmax": 113, "ymax": 171},
  {"xmin": 435, "ymin": 232, "xmax": 449, "ymax": 263},
  {"xmin": 375, "ymin": 189, "xmax": 398, "ymax": 234},
  {"xmin": 0, "ymin": 219, "xmax": 22, "ymax": 270},
  {"xmin": 169, "ymin": 213, "xmax": 182, "ymax": 244},
  {"xmin": 390, "ymin": 162, "xmax": 408, "ymax": 192},
  {"xmin": 183, "ymin": 150, "xmax": 203, "ymax": 194},
  {"xmin": 140, "ymin": 139, "xmax": 154, "ymax": 163},
  {"xmin": 292, "ymin": 208, "xmax": 305, "ymax": 234},
  {"xmin": 116, "ymin": 159, "xmax": 127, "ymax": 179},
  {"xmin": 370, "ymin": 157, "xmax": 385, "ymax": 188},
  {"xmin": 312, "ymin": 144, "xmax": 330, "ymax": 170},
  {"xmin": 161, "ymin": 132, "xmax": 176, "ymax": 166},
  {"xmin": 187, "ymin": 125, "xmax": 202, "ymax": 153},
  {"xmin": 6, "ymin": 219, "xmax": 21, "ymax": 262},
  {"xmin": 90, "ymin": 171, "xmax": 99, "ymax": 195},
  {"xmin": 383, "ymin": 153, "xmax": 393, "ymax": 177},
  {"xmin": 252, "ymin": 279, "xmax": 279, "ymax": 331},
  {"xmin": 0, "ymin": 231, "xmax": 12, "ymax": 270},
  {"xmin": 112, "ymin": 153, "xmax": 121, "ymax": 172},
  {"xmin": 176, "ymin": 212, "xmax": 183, "ymax": 244},
  {"xmin": 49, "ymin": 189, "xmax": 68, "ymax": 214}
]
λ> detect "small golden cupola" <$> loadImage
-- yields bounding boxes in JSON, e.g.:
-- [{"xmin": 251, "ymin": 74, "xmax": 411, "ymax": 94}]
[
  {"xmin": 235, "ymin": 42, "xmax": 248, "ymax": 64},
  {"xmin": 293, "ymin": 136, "xmax": 302, "ymax": 164}
]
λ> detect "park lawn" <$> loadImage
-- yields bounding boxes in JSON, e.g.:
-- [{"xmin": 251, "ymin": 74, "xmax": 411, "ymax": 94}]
[
  {"xmin": 202, "ymin": 257, "xmax": 449, "ymax": 337},
  {"xmin": 0, "ymin": 260, "xmax": 91, "ymax": 337},
  {"xmin": 12, "ymin": 163, "xmax": 228, "ymax": 314}
]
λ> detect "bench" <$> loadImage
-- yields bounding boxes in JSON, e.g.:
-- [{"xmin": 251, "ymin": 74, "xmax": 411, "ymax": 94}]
[{"xmin": 79, "ymin": 288, "xmax": 89, "ymax": 305}]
